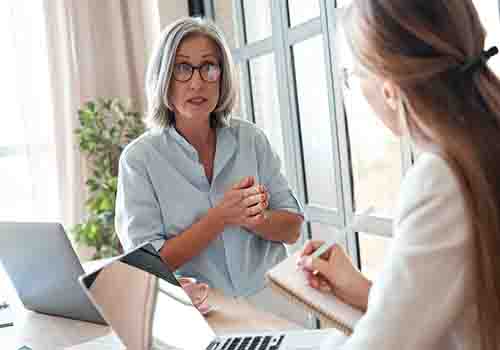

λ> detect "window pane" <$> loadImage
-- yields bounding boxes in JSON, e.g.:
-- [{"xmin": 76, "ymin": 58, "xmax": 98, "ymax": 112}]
[
  {"xmin": 345, "ymin": 96, "xmax": 403, "ymax": 217},
  {"xmin": 233, "ymin": 64, "xmax": 244, "ymax": 119},
  {"xmin": 310, "ymin": 223, "xmax": 345, "ymax": 247},
  {"xmin": 243, "ymin": 0, "xmax": 273, "ymax": 43},
  {"xmin": 336, "ymin": 21, "xmax": 402, "ymax": 218},
  {"xmin": 214, "ymin": 0, "xmax": 239, "ymax": 49},
  {"xmin": 472, "ymin": 0, "xmax": 500, "ymax": 75},
  {"xmin": 249, "ymin": 54, "xmax": 286, "ymax": 170},
  {"xmin": 0, "ymin": 151, "xmax": 59, "ymax": 221},
  {"xmin": 0, "ymin": 1, "xmax": 59, "ymax": 222},
  {"xmin": 0, "ymin": 154, "xmax": 34, "ymax": 220},
  {"xmin": 288, "ymin": 0, "xmax": 320, "ymax": 27},
  {"xmin": 293, "ymin": 35, "xmax": 337, "ymax": 209},
  {"xmin": 359, "ymin": 233, "xmax": 390, "ymax": 280},
  {"xmin": 336, "ymin": 0, "xmax": 351, "ymax": 7}
]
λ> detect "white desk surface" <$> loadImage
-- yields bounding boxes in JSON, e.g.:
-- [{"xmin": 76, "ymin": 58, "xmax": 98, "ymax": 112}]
[{"xmin": 0, "ymin": 262, "xmax": 346, "ymax": 349}]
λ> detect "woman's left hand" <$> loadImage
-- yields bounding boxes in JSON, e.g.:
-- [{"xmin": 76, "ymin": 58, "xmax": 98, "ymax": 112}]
[{"xmin": 241, "ymin": 184, "xmax": 270, "ymax": 230}]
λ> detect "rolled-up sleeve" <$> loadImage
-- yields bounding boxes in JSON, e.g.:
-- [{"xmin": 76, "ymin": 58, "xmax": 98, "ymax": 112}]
[
  {"xmin": 115, "ymin": 149, "xmax": 168, "ymax": 252},
  {"xmin": 255, "ymin": 129, "xmax": 305, "ymax": 217}
]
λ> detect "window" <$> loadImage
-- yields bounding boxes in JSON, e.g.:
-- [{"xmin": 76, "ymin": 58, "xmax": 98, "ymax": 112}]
[
  {"xmin": 473, "ymin": 0, "xmax": 500, "ymax": 75},
  {"xmin": 0, "ymin": 0, "xmax": 60, "ymax": 310},
  {"xmin": 213, "ymin": 1, "xmax": 239, "ymax": 49},
  {"xmin": 0, "ymin": 1, "xmax": 59, "ymax": 222},
  {"xmin": 210, "ymin": 0, "xmax": 500, "ymax": 288},
  {"xmin": 293, "ymin": 35, "xmax": 338, "ymax": 209},
  {"xmin": 210, "ymin": 0, "xmax": 392, "ymax": 283},
  {"xmin": 242, "ymin": 0, "xmax": 273, "ymax": 43},
  {"xmin": 288, "ymin": 0, "xmax": 320, "ymax": 27},
  {"xmin": 249, "ymin": 54, "xmax": 286, "ymax": 166}
]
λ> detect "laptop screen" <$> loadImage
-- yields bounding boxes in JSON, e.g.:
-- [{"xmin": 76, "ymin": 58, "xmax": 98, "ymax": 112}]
[{"xmin": 81, "ymin": 243, "xmax": 215, "ymax": 350}]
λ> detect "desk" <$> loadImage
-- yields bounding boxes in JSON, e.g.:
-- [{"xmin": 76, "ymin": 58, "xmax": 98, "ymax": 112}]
[
  {"xmin": 0, "ymin": 265, "xmax": 346, "ymax": 349},
  {"xmin": 0, "ymin": 290, "xmax": 304, "ymax": 349}
]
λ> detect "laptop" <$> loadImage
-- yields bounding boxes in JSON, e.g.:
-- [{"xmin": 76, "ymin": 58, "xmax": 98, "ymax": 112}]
[
  {"xmin": 79, "ymin": 242, "xmax": 339, "ymax": 350},
  {"xmin": 0, "ymin": 222, "xmax": 106, "ymax": 325}
]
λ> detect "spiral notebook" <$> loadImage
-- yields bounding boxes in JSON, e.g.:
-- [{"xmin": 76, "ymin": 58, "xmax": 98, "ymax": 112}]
[{"xmin": 266, "ymin": 252, "xmax": 363, "ymax": 335}]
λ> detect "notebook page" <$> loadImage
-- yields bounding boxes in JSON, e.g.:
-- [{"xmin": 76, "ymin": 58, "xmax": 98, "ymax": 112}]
[{"xmin": 267, "ymin": 252, "xmax": 363, "ymax": 329}]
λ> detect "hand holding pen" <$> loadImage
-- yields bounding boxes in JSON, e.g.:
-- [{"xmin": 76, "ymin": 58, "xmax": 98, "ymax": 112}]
[{"xmin": 296, "ymin": 207, "xmax": 375, "ymax": 311}]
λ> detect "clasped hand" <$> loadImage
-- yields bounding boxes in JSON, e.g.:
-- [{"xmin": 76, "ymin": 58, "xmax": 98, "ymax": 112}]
[{"xmin": 213, "ymin": 176, "xmax": 269, "ymax": 230}]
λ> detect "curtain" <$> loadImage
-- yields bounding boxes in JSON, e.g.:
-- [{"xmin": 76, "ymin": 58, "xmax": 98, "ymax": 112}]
[
  {"xmin": 0, "ymin": 0, "xmax": 60, "ymax": 222},
  {"xmin": 0, "ymin": 0, "xmax": 160, "ymax": 228},
  {"xmin": 44, "ymin": 0, "xmax": 160, "ymax": 228}
]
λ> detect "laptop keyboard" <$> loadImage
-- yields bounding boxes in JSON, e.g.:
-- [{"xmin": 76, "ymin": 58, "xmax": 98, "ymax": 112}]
[{"xmin": 207, "ymin": 335, "xmax": 285, "ymax": 350}]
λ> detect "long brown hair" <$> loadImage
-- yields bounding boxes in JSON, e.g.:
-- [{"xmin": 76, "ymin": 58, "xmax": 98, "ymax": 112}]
[{"xmin": 345, "ymin": 1, "xmax": 500, "ymax": 349}]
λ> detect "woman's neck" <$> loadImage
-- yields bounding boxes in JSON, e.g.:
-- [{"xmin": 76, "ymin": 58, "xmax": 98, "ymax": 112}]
[{"xmin": 175, "ymin": 116, "xmax": 215, "ymax": 152}]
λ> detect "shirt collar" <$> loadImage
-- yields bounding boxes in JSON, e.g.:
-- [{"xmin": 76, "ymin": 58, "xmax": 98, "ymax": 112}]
[
  {"xmin": 165, "ymin": 125, "xmax": 237, "ymax": 182},
  {"xmin": 166, "ymin": 126, "xmax": 197, "ymax": 157}
]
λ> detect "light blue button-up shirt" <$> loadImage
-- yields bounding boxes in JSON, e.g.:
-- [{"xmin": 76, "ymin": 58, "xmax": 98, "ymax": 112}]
[{"xmin": 115, "ymin": 118, "xmax": 304, "ymax": 297}]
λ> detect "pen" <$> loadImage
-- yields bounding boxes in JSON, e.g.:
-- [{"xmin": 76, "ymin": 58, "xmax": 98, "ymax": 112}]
[{"xmin": 310, "ymin": 206, "xmax": 375, "ymax": 260}]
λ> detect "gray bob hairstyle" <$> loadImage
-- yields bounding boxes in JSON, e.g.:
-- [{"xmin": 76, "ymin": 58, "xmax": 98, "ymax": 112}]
[{"xmin": 145, "ymin": 17, "xmax": 237, "ymax": 129}]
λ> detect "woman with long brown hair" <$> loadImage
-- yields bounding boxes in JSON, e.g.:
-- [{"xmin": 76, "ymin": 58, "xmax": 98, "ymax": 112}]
[{"xmin": 298, "ymin": 1, "xmax": 500, "ymax": 349}]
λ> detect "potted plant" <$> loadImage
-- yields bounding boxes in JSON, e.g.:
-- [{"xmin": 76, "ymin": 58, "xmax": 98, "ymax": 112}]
[{"xmin": 72, "ymin": 98, "xmax": 145, "ymax": 259}]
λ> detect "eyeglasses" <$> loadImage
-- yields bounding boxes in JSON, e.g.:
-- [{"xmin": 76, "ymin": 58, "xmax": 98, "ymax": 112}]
[
  {"xmin": 341, "ymin": 67, "xmax": 358, "ymax": 91},
  {"xmin": 173, "ymin": 62, "xmax": 221, "ymax": 83},
  {"xmin": 340, "ymin": 66, "xmax": 371, "ymax": 91}
]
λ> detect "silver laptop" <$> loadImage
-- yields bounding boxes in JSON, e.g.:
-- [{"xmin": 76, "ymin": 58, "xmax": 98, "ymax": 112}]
[
  {"xmin": 79, "ymin": 242, "xmax": 336, "ymax": 350},
  {"xmin": 0, "ymin": 222, "xmax": 106, "ymax": 324}
]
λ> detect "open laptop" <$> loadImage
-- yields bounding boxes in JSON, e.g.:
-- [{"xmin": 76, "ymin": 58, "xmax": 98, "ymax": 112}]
[
  {"xmin": 79, "ymin": 242, "xmax": 338, "ymax": 350},
  {"xmin": 0, "ymin": 222, "xmax": 106, "ymax": 324}
]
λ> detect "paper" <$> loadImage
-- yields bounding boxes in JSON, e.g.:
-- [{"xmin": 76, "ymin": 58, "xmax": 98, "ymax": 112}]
[
  {"xmin": 64, "ymin": 333, "xmax": 125, "ymax": 350},
  {"xmin": 267, "ymin": 252, "xmax": 363, "ymax": 332},
  {"xmin": 0, "ymin": 301, "xmax": 13, "ymax": 328}
]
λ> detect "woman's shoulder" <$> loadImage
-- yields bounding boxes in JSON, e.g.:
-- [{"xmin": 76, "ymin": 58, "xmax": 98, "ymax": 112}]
[
  {"xmin": 226, "ymin": 117, "xmax": 269, "ymax": 146},
  {"xmin": 120, "ymin": 129, "xmax": 164, "ymax": 163},
  {"xmin": 396, "ymin": 150, "xmax": 467, "ymax": 230},
  {"xmin": 404, "ymin": 151, "xmax": 458, "ymax": 191}
]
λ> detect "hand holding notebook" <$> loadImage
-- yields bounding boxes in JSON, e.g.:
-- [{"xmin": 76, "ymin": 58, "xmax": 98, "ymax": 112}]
[
  {"xmin": 266, "ymin": 209, "xmax": 376, "ymax": 334},
  {"xmin": 266, "ymin": 251, "xmax": 363, "ymax": 334}
]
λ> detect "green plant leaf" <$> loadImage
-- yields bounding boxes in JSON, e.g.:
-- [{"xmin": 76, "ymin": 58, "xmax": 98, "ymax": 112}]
[{"xmin": 72, "ymin": 97, "xmax": 144, "ymax": 258}]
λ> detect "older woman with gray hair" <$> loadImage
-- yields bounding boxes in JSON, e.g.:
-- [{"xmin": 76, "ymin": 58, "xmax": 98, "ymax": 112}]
[{"xmin": 115, "ymin": 17, "xmax": 304, "ymax": 305}]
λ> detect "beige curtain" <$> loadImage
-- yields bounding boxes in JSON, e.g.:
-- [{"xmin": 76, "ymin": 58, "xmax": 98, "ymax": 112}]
[{"xmin": 43, "ymin": 0, "xmax": 161, "ymax": 228}]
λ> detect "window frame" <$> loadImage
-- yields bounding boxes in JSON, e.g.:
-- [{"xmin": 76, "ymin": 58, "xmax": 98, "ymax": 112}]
[
  {"xmin": 205, "ymin": 0, "xmax": 500, "ymax": 275},
  {"xmin": 205, "ymin": 0, "xmax": 404, "ymax": 265}
]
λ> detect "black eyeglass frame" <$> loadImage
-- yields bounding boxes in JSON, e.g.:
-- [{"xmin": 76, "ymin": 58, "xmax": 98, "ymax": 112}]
[{"xmin": 172, "ymin": 62, "xmax": 222, "ymax": 83}]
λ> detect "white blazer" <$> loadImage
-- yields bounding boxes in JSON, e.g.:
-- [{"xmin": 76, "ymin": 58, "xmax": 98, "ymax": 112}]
[{"xmin": 324, "ymin": 151, "xmax": 479, "ymax": 350}]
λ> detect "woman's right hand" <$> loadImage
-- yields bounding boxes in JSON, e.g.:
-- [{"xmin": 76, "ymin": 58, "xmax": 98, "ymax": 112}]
[
  {"xmin": 210, "ymin": 176, "xmax": 269, "ymax": 228},
  {"xmin": 297, "ymin": 240, "xmax": 372, "ymax": 311}
]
